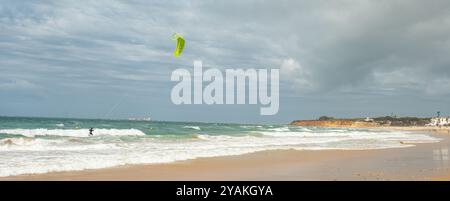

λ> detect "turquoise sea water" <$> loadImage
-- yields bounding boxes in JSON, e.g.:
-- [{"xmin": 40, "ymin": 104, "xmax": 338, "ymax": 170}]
[{"xmin": 0, "ymin": 116, "xmax": 440, "ymax": 177}]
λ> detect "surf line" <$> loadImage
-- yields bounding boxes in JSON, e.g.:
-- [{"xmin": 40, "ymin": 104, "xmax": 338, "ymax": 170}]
[{"xmin": 170, "ymin": 60, "xmax": 279, "ymax": 115}]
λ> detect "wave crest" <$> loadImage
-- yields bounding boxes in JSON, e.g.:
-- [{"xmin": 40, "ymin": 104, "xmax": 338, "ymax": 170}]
[{"xmin": 0, "ymin": 128, "xmax": 146, "ymax": 138}]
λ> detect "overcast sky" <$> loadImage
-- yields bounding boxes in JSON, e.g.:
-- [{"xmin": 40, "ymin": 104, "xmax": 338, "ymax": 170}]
[{"xmin": 1, "ymin": 0, "xmax": 450, "ymax": 123}]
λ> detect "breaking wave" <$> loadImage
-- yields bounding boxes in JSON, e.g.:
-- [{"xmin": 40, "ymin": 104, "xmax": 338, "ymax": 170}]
[{"xmin": 0, "ymin": 129, "xmax": 146, "ymax": 138}]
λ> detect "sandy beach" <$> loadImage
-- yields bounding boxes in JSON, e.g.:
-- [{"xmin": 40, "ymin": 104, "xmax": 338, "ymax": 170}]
[{"xmin": 1, "ymin": 127, "xmax": 449, "ymax": 181}]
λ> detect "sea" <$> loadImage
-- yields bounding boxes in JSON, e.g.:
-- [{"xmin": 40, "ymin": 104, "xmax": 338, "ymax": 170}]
[{"xmin": 0, "ymin": 116, "xmax": 440, "ymax": 177}]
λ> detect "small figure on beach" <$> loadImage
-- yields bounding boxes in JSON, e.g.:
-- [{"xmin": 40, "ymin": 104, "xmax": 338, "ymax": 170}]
[{"xmin": 89, "ymin": 128, "xmax": 94, "ymax": 136}]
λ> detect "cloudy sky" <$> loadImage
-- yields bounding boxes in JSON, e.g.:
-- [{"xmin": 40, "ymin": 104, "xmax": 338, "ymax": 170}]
[{"xmin": 1, "ymin": 0, "xmax": 450, "ymax": 123}]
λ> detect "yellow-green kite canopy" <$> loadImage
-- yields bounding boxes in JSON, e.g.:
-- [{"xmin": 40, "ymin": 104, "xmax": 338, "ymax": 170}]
[{"xmin": 172, "ymin": 33, "xmax": 185, "ymax": 57}]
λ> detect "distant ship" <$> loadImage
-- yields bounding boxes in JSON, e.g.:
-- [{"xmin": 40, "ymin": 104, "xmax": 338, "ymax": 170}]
[{"xmin": 128, "ymin": 117, "xmax": 151, "ymax": 121}]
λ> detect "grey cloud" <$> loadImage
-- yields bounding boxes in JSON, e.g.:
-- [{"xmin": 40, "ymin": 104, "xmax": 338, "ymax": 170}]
[{"xmin": 1, "ymin": 0, "xmax": 450, "ymax": 122}]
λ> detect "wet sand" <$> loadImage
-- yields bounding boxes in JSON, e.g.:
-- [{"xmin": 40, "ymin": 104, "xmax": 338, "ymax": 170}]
[
  {"xmin": 376, "ymin": 126, "xmax": 450, "ymax": 135},
  {"xmin": 1, "ymin": 128, "xmax": 450, "ymax": 181}
]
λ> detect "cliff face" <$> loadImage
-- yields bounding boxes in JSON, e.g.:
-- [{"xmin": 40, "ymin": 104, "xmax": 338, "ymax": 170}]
[{"xmin": 290, "ymin": 120, "xmax": 380, "ymax": 128}]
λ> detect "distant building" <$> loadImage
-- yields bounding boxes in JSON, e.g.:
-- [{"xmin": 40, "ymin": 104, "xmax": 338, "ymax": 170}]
[
  {"xmin": 364, "ymin": 117, "xmax": 374, "ymax": 122},
  {"xmin": 427, "ymin": 117, "xmax": 450, "ymax": 126}
]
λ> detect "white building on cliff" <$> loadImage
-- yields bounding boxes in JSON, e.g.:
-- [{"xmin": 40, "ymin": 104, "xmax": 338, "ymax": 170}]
[{"xmin": 427, "ymin": 117, "xmax": 450, "ymax": 126}]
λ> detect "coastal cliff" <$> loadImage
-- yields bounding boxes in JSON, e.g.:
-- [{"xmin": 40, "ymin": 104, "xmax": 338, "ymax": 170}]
[
  {"xmin": 290, "ymin": 120, "xmax": 380, "ymax": 128},
  {"xmin": 290, "ymin": 116, "xmax": 432, "ymax": 128}
]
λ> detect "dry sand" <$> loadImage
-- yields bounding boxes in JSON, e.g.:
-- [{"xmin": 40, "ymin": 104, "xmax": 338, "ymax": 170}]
[{"xmin": 1, "ymin": 127, "xmax": 450, "ymax": 181}]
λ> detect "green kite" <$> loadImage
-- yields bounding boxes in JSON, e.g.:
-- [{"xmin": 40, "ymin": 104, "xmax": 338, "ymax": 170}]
[{"xmin": 172, "ymin": 33, "xmax": 185, "ymax": 57}]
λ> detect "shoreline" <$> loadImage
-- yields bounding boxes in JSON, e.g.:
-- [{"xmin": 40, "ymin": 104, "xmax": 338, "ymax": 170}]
[
  {"xmin": 1, "ymin": 127, "xmax": 450, "ymax": 181},
  {"xmin": 374, "ymin": 126, "xmax": 450, "ymax": 134}
]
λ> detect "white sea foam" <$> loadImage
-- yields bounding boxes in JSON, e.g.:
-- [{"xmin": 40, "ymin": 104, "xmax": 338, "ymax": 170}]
[
  {"xmin": 183, "ymin": 126, "xmax": 201, "ymax": 130},
  {"xmin": 0, "ymin": 128, "xmax": 146, "ymax": 138},
  {"xmin": 265, "ymin": 127, "xmax": 290, "ymax": 132},
  {"xmin": 240, "ymin": 125, "xmax": 263, "ymax": 129},
  {"xmin": 0, "ymin": 137, "xmax": 119, "ymax": 151},
  {"xmin": 0, "ymin": 127, "xmax": 441, "ymax": 177}
]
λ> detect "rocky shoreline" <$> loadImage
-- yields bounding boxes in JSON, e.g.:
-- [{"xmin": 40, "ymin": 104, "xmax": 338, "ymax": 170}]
[
  {"xmin": 290, "ymin": 116, "xmax": 435, "ymax": 128},
  {"xmin": 290, "ymin": 119, "xmax": 379, "ymax": 128}
]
